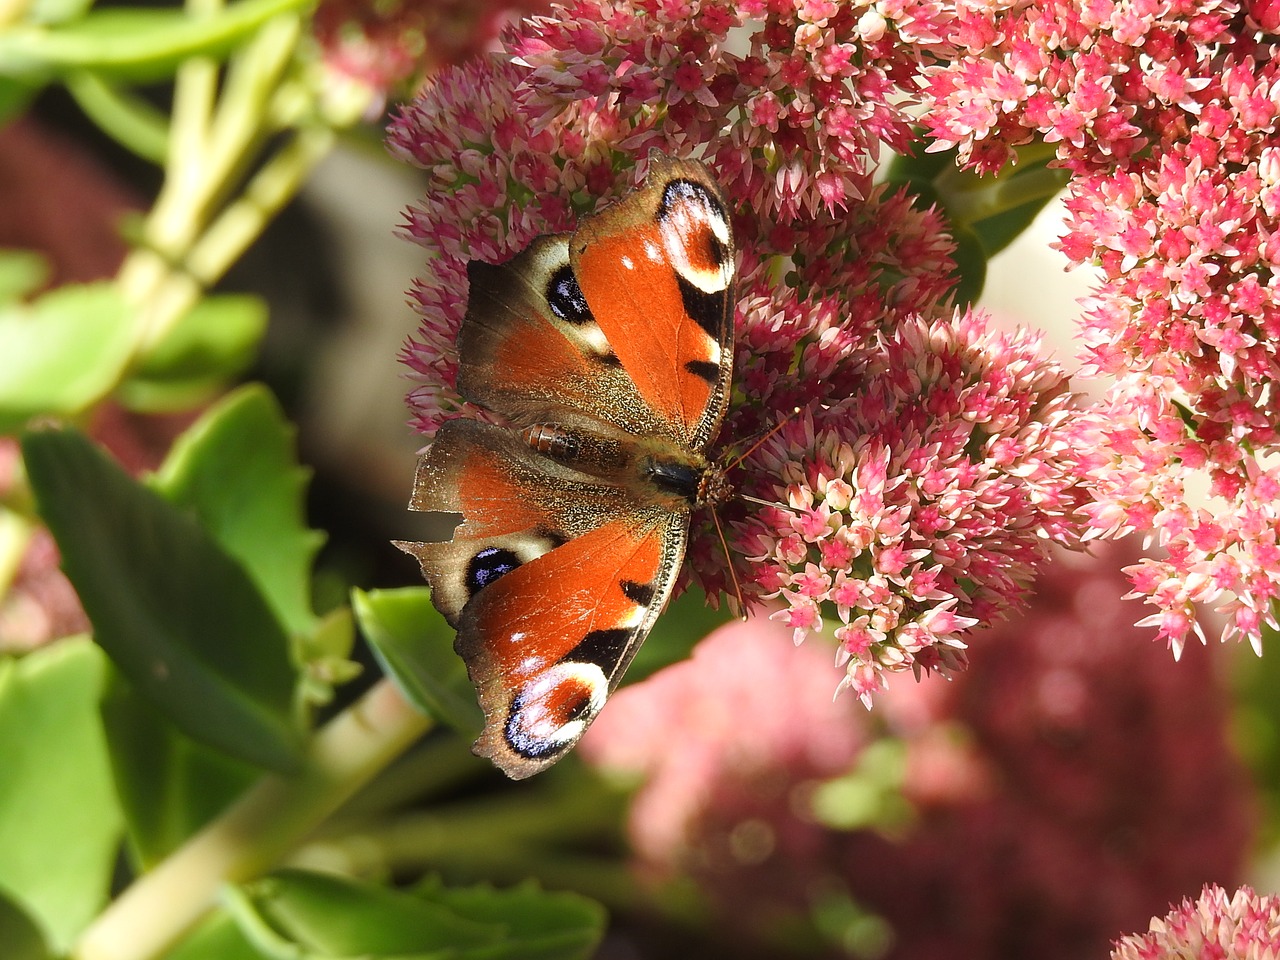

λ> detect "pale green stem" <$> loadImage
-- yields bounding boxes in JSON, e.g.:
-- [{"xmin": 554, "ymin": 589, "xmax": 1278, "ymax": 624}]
[
  {"xmin": 128, "ymin": 120, "xmax": 338, "ymax": 354},
  {"xmin": 71, "ymin": 679, "xmax": 433, "ymax": 960},
  {"xmin": 118, "ymin": 11, "xmax": 306, "ymax": 355}
]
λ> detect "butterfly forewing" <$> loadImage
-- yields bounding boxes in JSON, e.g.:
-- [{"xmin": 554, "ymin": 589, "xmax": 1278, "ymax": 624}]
[
  {"xmin": 571, "ymin": 155, "xmax": 736, "ymax": 447},
  {"xmin": 457, "ymin": 236, "xmax": 670, "ymax": 441}
]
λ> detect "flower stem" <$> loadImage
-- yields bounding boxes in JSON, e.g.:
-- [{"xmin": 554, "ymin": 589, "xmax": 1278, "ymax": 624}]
[{"xmin": 70, "ymin": 679, "xmax": 433, "ymax": 960}]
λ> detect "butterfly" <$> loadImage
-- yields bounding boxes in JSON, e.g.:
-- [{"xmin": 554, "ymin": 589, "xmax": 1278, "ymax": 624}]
[{"xmin": 398, "ymin": 156, "xmax": 737, "ymax": 779}]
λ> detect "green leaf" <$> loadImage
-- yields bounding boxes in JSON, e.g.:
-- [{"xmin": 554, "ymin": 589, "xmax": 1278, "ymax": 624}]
[
  {"xmin": 238, "ymin": 870, "xmax": 500, "ymax": 956},
  {"xmin": 119, "ymin": 295, "xmax": 267, "ymax": 412},
  {"xmin": 0, "ymin": 889, "xmax": 51, "ymax": 960},
  {"xmin": 152, "ymin": 384, "xmax": 321, "ymax": 639},
  {"xmin": 947, "ymin": 222, "xmax": 989, "ymax": 308},
  {"xmin": 966, "ymin": 178, "xmax": 1060, "ymax": 258},
  {"xmin": 0, "ymin": 282, "xmax": 136, "ymax": 434},
  {"xmin": 354, "ymin": 587, "xmax": 482, "ymax": 738},
  {"xmin": 0, "ymin": 250, "xmax": 49, "ymax": 304},
  {"xmin": 413, "ymin": 875, "xmax": 606, "ymax": 960},
  {"xmin": 1233, "ymin": 625, "xmax": 1280, "ymax": 846},
  {"xmin": 22, "ymin": 427, "xmax": 303, "ymax": 772},
  {"xmin": 233, "ymin": 870, "xmax": 606, "ymax": 960},
  {"xmin": 101, "ymin": 675, "xmax": 258, "ymax": 867},
  {"xmin": 0, "ymin": 0, "xmax": 311, "ymax": 82},
  {"xmin": 0, "ymin": 639, "xmax": 121, "ymax": 952},
  {"xmin": 296, "ymin": 606, "xmax": 362, "ymax": 710}
]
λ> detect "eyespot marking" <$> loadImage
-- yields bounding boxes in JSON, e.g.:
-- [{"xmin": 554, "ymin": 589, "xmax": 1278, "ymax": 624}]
[
  {"xmin": 466, "ymin": 547, "xmax": 520, "ymax": 596},
  {"xmin": 546, "ymin": 265, "xmax": 593, "ymax": 324},
  {"xmin": 504, "ymin": 662, "xmax": 608, "ymax": 760}
]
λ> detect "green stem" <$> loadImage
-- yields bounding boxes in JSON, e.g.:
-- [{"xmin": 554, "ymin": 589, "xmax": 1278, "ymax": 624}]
[
  {"xmin": 64, "ymin": 72, "xmax": 170, "ymax": 164},
  {"xmin": 71, "ymin": 679, "xmax": 433, "ymax": 960},
  {"xmin": 126, "ymin": 118, "xmax": 337, "ymax": 357},
  {"xmin": 293, "ymin": 780, "xmax": 626, "ymax": 882}
]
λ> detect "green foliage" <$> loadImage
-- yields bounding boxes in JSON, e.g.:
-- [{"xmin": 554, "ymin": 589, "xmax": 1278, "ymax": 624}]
[
  {"xmin": 120, "ymin": 295, "xmax": 268, "ymax": 410},
  {"xmin": 0, "ymin": 282, "xmax": 137, "ymax": 433},
  {"xmin": 232, "ymin": 870, "xmax": 606, "ymax": 960},
  {"xmin": 355, "ymin": 587, "xmax": 484, "ymax": 738},
  {"xmin": 101, "ymin": 676, "xmax": 259, "ymax": 867},
  {"xmin": 1233, "ymin": 634, "xmax": 1280, "ymax": 845},
  {"xmin": 0, "ymin": 890, "xmax": 51, "ymax": 960},
  {"xmin": 0, "ymin": 0, "xmax": 313, "ymax": 82},
  {"xmin": 885, "ymin": 143, "xmax": 1068, "ymax": 305},
  {"xmin": 0, "ymin": 250, "xmax": 49, "ymax": 303},
  {"xmin": 151, "ymin": 385, "xmax": 322, "ymax": 640},
  {"xmin": 0, "ymin": 640, "xmax": 121, "ymax": 952},
  {"xmin": 23, "ymin": 426, "xmax": 305, "ymax": 772}
]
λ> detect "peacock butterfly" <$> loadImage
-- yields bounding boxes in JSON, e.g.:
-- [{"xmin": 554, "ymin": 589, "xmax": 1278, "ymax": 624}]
[{"xmin": 397, "ymin": 156, "xmax": 737, "ymax": 779}]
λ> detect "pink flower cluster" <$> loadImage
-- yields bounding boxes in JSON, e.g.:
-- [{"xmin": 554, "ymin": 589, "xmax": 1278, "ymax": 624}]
[
  {"xmin": 391, "ymin": 2, "xmax": 1090, "ymax": 701},
  {"xmin": 508, "ymin": 0, "xmax": 965, "ymax": 231},
  {"xmin": 313, "ymin": 0, "xmax": 547, "ymax": 95},
  {"xmin": 924, "ymin": 2, "xmax": 1280, "ymax": 656},
  {"xmin": 720, "ymin": 310, "xmax": 1084, "ymax": 703},
  {"xmin": 1111, "ymin": 885, "xmax": 1280, "ymax": 960},
  {"xmin": 584, "ymin": 544, "xmax": 1256, "ymax": 959}
]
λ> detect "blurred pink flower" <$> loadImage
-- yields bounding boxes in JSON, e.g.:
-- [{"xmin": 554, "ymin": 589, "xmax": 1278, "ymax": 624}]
[
  {"xmin": 1110, "ymin": 885, "xmax": 1280, "ymax": 960},
  {"xmin": 583, "ymin": 542, "xmax": 1255, "ymax": 958},
  {"xmin": 581, "ymin": 615, "xmax": 867, "ymax": 892},
  {"xmin": 314, "ymin": 0, "xmax": 548, "ymax": 95},
  {"xmin": 924, "ymin": 2, "xmax": 1280, "ymax": 658}
]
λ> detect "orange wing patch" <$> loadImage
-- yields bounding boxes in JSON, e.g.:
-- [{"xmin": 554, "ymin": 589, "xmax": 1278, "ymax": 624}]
[
  {"xmin": 458, "ymin": 517, "xmax": 664, "ymax": 682},
  {"xmin": 571, "ymin": 164, "xmax": 735, "ymax": 446}
]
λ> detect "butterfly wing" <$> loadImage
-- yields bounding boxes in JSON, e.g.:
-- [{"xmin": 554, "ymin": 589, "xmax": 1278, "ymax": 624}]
[
  {"xmin": 456, "ymin": 235, "xmax": 672, "ymax": 442},
  {"xmin": 570, "ymin": 154, "xmax": 736, "ymax": 448},
  {"xmin": 399, "ymin": 419, "xmax": 687, "ymax": 779},
  {"xmin": 401, "ymin": 158, "xmax": 736, "ymax": 778}
]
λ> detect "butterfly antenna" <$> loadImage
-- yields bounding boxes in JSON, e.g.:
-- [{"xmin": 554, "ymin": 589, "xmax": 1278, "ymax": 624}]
[
  {"xmin": 711, "ymin": 507, "xmax": 749, "ymax": 622},
  {"xmin": 725, "ymin": 405, "xmax": 803, "ymax": 471},
  {"xmin": 738, "ymin": 492, "xmax": 799, "ymax": 512},
  {"xmin": 726, "ymin": 406, "xmax": 806, "ymax": 513}
]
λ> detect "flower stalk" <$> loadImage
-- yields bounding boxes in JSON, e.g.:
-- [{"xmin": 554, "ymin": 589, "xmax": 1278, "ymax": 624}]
[{"xmin": 71, "ymin": 679, "xmax": 433, "ymax": 960}]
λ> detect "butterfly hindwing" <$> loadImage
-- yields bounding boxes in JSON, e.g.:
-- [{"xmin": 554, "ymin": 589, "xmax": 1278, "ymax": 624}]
[
  {"xmin": 399, "ymin": 418, "xmax": 635, "ymax": 624},
  {"xmin": 571, "ymin": 155, "xmax": 736, "ymax": 447},
  {"xmin": 398, "ymin": 418, "xmax": 688, "ymax": 778},
  {"xmin": 457, "ymin": 512, "xmax": 686, "ymax": 778}
]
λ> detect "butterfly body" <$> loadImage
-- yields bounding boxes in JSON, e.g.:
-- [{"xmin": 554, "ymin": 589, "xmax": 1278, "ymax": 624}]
[{"xmin": 399, "ymin": 157, "xmax": 736, "ymax": 778}]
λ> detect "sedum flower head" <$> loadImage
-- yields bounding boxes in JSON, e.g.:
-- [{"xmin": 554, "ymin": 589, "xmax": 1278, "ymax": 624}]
[
  {"xmin": 725, "ymin": 310, "xmax": 1084, "ymax": 704},
  {"xmin": 924, "ymin": 1, "xmax": 1280, "ymax": 658},
  {"xmin": 1110, "ymin": 885, "xmax": 1280, "ymax": 960}
]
